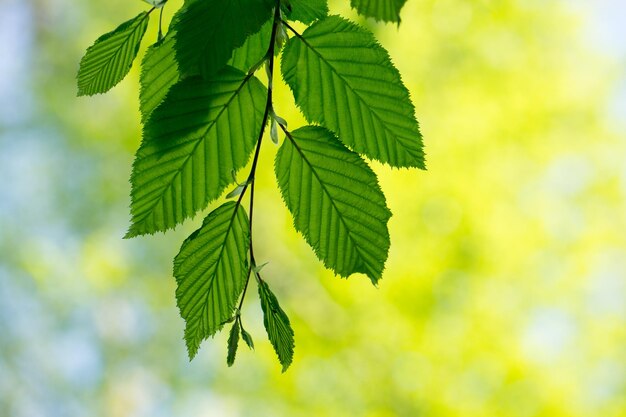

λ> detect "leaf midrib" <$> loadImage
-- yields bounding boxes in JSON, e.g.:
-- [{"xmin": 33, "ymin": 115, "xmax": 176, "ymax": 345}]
[
  {"xmin": 290, "ymin": 28, "xmax": 416, "ymax": 157},
  {"xmin": 285, "ymin": 135, "xmax": 370, "ymax": 275},
  {"xmin": 182, "ymin": 205, "xmax": 244, "ymax": 341},
  {"xmin": 134, "ymin": 73, "xmax": 256, "ymax": 229},
  {"xmin": 82, "ymin": 13, "xmax": 148, "ymax": 89}
]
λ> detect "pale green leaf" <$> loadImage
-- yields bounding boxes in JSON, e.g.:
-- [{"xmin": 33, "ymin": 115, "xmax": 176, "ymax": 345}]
[
  {"xmin": 143, "ymin": 0, "xmax": 168, "ymax": 7},
  {"xmin": 274, "ymin": 126, "xmax": 391, "ymax": 283},
  {"xmin": 258, "ymin": 279, "xmax": 294, "ymax": 372},
  {"xmin": 241, "ymin": 327, "xmax": 254, "ymax": 349},
  {"xmin": 225, "ymin": 185, "xmax": 245, "ymax": 199},
  {"xmin": 127, "ymin": 66, "xmax": 267, "ymax": 237},
  {"xmin": 173, "ymin": 0, "xmax": 273, "ymax": 77},
  {"xmin": 350, "ymin": 0, "xmax": 406, "ymax": 23},
  {"xmin": 77, "ymin": 12, "xmax": 149, "ymax": 96},
  {"xmin": 227, "ymin": 321, "xmax": 240, "ymax": 366},
  {"xmin": 281, "ymin": 15, "xmax": 425, "ymax": 168},
  {"xmin": 174, "ymin": 202, "xmax": 250, "ymax": 359}
]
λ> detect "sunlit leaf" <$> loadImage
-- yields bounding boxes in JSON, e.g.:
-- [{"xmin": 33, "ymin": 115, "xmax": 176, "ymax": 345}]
[
  {"xmin": 127, "ymin": 67, "xmax": 267, "ymax": 237},
  {"xmin": 174, "ymin": 202, "xmax": 250, "ymax": 359},
  {"xmin": 285, "ymin": 0, "xmax": 328, "ymax": 24},
  {"xmin": 350, "ymin": 0, "xmax": 406, "ymax": 23},
  {"xmin": 275, "ymin": 126, "xmax": 391, "ymax": 283},
  {"xmin": 77, "ymin": 12, "xmax": 149, "ymax": 96},
  {"xmin": 227, "ymin": 321, "xmax": 240, "ymax": 366},
  {"xmin": 241, "ymin": 327, "xmax": 254, "ymax": 349},
  {"xmin": 229, "ymin": 20, "xmax": 272, "ymax": 72},
  {"xmin": 139, "ymin": 35, "xmax": 180, "ymax": 123},
  {"xmin": 281, "ymin": 15, "xmax": 424, "ymax": 168},
  {"xmin": 258, "ymin": 279, "xmax": 294, "ymax": 371}
]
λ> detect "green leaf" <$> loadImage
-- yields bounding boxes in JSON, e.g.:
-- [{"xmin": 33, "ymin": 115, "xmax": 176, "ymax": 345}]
[
  {"xmin": 139, "ymin": 35, "xmax": 180, "ymax": 123},
  {"xmin": 274, "ymin": 126, "xmax": 391, "ymax": 283},
  {"xmin": 139, "ymin": 7, "xmax": 200, "ymax": 122},
  {"xmin": 241, "ymin": 327, "xmax": 255, "ymax": 349},
  {"xmin": 229, "ymin": 20, "xmax": 272, "ymax": 72},
  {"xmin": 258, "ymin": 279, "xmax": 294, "ymax": 372},
  {"xmin": 281, "ymin": 15, "xmax": 424, "ymax": 168},
  {"xmin": 127, "ymin": 66, "xmax": 267, "ymax": 237},
  {"xmin": 173, "ymin": 0, "xmax": 273, "ymax": 77},
  {"xmin": 350, "ymin": 0, "xmax": 406, "ymax": 23},
  {"xmin": 174, "ymin": 201, "xmax": 250, "ymax": 359},
  {"xmin": 227, "ymin": 321, "xmax": 240, "ymax": 366},
  {"xmin": 77, "ymin": 12, "xmax": 150, "ymax": 96},
  {"xmin": 285, "ymin": 0, "xmax": 328, "ymax": 24}
]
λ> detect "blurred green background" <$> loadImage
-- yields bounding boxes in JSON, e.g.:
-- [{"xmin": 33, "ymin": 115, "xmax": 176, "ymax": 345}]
[{"xmin": 1, "ymin": 0, "xmax": 625, "ymax": 416}]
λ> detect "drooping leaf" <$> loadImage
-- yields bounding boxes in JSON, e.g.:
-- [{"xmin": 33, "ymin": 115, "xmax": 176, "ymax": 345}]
[
  {"xmin": 139, "ymin": 35, "xmax": 180, "ymax": 123},
  {"xmin": 77, "ymin": 12, "xmax": 150, "ymax": 96},
  {"xmin": 127, "ymin": 66, "xmax": 267, "ymax": 237},
  {"xmin": 227, "ymin": 321, "xmax": 240, "ymax": 366},
  {"xmin": 274, "ymin": 126, "xmax": 391, "ymax": 283},
  {"xmin": 241, "ymin": 327, "xmax": 255, "ymax": 349},
  {"xmin": 229, "ymin": 20, "xmax": 272, "ymax": 72},
  {"xmin": 173, "ymin": 0, "xmax": 273, "ymax": 77},
  {"xmin": 174, "ymin": 202, "xmax": 250, "ymax": 359},
  {"xmin": 281, "ymin": 15, "xmax": 424, "ymax": 168},
  {"xmin": 284, "ymin": 0, "xmax": 328, "ymax": 24},
  {"xmin": 350, "ymin": 0, "xmax": 406, "ymax": 23},
  {"xmin": 258, "ymin": 279, "xmax": 294, "ymax": 372}
]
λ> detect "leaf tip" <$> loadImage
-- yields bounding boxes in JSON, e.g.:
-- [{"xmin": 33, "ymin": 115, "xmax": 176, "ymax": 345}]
[
  {"xmin": 184, "ymin": 331, "xmax": 202, "ymax": 361},
  {"xmin": 123, "ymin": 227, "xmax": 138, "ymax": 239}
]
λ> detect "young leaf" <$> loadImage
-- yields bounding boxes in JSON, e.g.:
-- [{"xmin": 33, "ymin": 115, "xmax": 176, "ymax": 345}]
[
  {"xmin": 258, "ymin": 279, "xmax": 294, "ymax": 372},
  {"xmin": 225, "ymin": 184, "xmax": 245, "ymax": 199},
  {"xmin": 281, "ymin": 15, "xmax": 425, "ymax": 168},
  {"xmin": 139, "ymin": 35, "xmax": 180, "ymax": 123},
  {"xmin": 143, "ymin": 0, "xmax": 168, "ymax": 7},
  {"xmin": 77, "ymin": 12, "xmax": 149, "ymax": 96},
  {"xmin": 229, "ymin": 20, "xmax": 272, "ymax": 72},
  {"xmin": 284, "ymin": 0, "xmax": 329, "ymax": 24},
  {"xmin": 275, "ymin": 126, "xmax": 391, "ymax": 283},
  {"xmin": 241, "ymin": 327, "xmax": 255, "ymax": 349},
  {"xmin": 174, "ymin": 201, "xmax": 250, "ymax": 359},
  {"xmin": 227, "ymin": 321, "xmax": 240, "ymax": 366},
  {"xmin": 173, "ymin": 0, "xmax": 273, "ymax": 77},
  {"xmin": 350, "ymin": 0, "xmax": 406, "ymax": 23},
  {"xmin": 127, "ymin": 67, "xmax": 267, "ymax": 237}
]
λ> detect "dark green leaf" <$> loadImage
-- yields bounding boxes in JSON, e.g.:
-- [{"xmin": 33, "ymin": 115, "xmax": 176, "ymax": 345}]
[
  {"xmin": 77, "ymin": 12, "xmax": 149, "ymax": 96},
  {"xmin": 350, "ymin": 0, "xmax": 406, "ymax": 23},
  {"xmin": 174, "ymin": 202, "xmax": 250, "ymax": 359},
  {"xmin": 227, "ymin": 321, "xmax": 240, "ymax": 366},
  {"xmin": 173, "ymin": 0, "xmax": 273, "ymax": 77},
  {"xmin": 241, "ymin": 327, "xmax": 255, "ymax": 349},
  {"xmin": 274, "ymin": 126, "xmax": 391, "ymax": 283},
  {"xmin": 285, "ymin": 0, "xmax": 328, "ymax": 24},
  {"xmin": 127, "ymin": 66, "xmax": 267, "ymax": 237},
  {"xmin": 281, "ymin": 15, "xmax": 424, "ymax": 168},
  {"xmin": 258, "ymin": 279, "xmax": 294, "ymax": 372}
]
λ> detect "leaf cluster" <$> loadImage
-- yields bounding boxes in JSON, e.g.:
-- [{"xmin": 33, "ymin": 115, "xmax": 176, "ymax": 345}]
[{"xmin": 77, "ymin": 0, "xmax": 423, "ymax": 370}]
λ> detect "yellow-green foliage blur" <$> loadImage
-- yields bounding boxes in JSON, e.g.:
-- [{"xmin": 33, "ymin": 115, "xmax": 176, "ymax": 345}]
[{"xmin": 0, "ymin": 0, "xmax": 624, "ymax": 416}]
